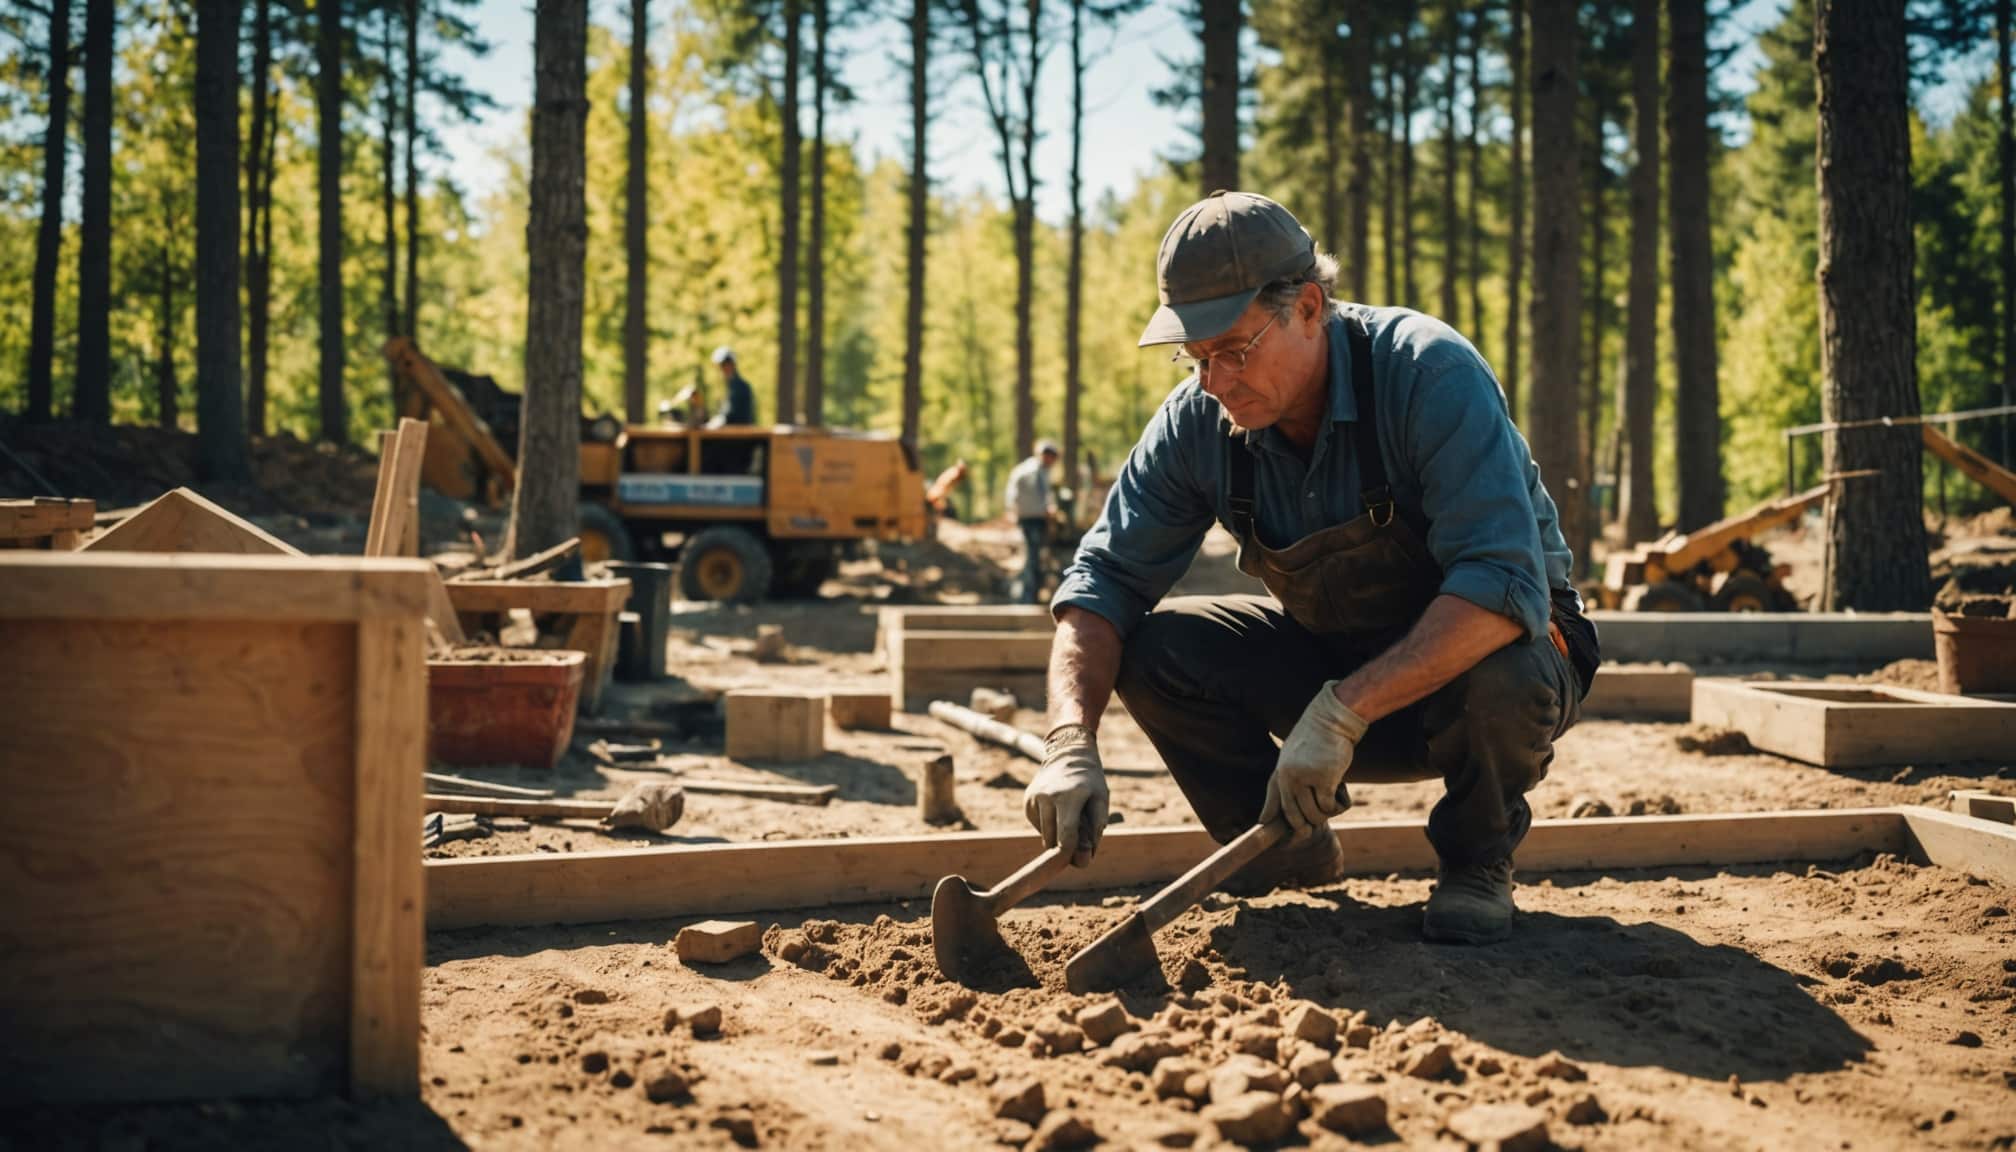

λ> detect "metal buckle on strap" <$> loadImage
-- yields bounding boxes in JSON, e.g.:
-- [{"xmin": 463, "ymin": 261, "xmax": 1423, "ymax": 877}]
[{"xmin": 1362, "ymin": 486, "xmax": 1395, "ymax": 527}]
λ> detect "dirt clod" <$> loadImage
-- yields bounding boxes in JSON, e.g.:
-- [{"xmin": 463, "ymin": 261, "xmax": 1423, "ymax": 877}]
[
  {"xmin": 991, "ymin": 1077, "xmax": 1047, "ymax": 1124},
  {"xmin": 643, "ymin": 1064, "xmax": 691, "ymax": 1103},
  {"xmin": 1849, "ymin": 956, "xmax": 1921, "ymax": 986},
  {"xmin": 711, "ymin": 1109, "xmax": 760, "ymax": 1147},
  {"xmin": 1309, "ymin": 1083, "xmax": 1388, "ymax": 1136},
  {"xmin": 1152, "ymin": 1057, "xmax": 1204, "ymax": 1100},
  {"xmin": 682, "ymin": 1004, "xmax": 723, "ymax": 1036},
  {"xmin": 1284, "ymin": 1002, "xmax": 1338, "ymax": 1048},
  {"xmin": 1075, "ymin": 1000, "xmax": 1132, "ymax": 1046},
  {"xmin": 1201, "ymin": 1090, "xmax": 1293, "ymax": 1146},
  {"xmin": 1343, "ymin": 1023, "xmax": 1377, "ymax": 1048},
  {"xmin": 1568, "ymin": 795, "xmax": 1615, "ymax": 819},
  {"xmin": 1026, "ymin": 1111, "xmax": 1098, "ymax": 1150},
  {"xmin": 1675, "ymin": 727, "xmax": 1752, "ymax": 756},
  {"xmin": 1949, "ymin": 1031, "xmax": 1983, "ymax": 1048},
  {"xmin": 1564, "ymin": 1092, "xmax": 1608, "ymax": 1125},
  {"xmin": 1401, "ymin": 1041, "xmax": 1454, "ymax": 1080},
  {"xmin": 1533, "ymin": 1051, "xmax": 1587, "ymax": 1081},
  {"xmin": 1289, "ymin": 1047, "xmax": 1336, "ymax": 1088},
  {"xmin": 674, "ymin": 920, "xmax": 762, "ymax": 965},
  {"xmin": 1229, "ymin": 1023, "xmax": 1280, "ymax": 1059},
  {"xmin": 1209, "ymin": 1054, "xmax": 1290, "ymax": 1103},
  {"xmin": 1101, "ymin": 1031, "xmax": 1198, "ymax": 1073},
  {"xmin": 1446, "ymin": 1102, "xmax": 1549, "ymax": 1151}
]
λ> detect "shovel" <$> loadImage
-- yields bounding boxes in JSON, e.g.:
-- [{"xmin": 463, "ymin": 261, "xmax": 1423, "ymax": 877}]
[
  {"xmin": 1064, "ymin": 818, "xmax": 1294, "ymax": 994},
  {"xmin": 932, "ymin": 843, "xmax": 1074, "ymax": 984}
]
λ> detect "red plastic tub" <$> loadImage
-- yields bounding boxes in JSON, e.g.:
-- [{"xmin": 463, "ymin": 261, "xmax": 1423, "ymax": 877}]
[{"xmin": 427, "ymin": 649, "xmax": 586, "ymax": 769}]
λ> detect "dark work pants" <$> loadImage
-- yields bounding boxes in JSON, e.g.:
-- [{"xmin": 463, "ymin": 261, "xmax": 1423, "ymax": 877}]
[
  {"xmin": 1017, "ymin": 518, "xmax": 1049, "ymax": 605},
  {"xmin": 1114, "ymin": 595, "xmax": 1582, "ymax": 868}
]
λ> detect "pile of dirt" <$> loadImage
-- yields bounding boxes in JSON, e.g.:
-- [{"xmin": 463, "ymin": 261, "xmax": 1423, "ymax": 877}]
[{"xmin": 1934, "ymin": 560, "xmax": 2016, "ymax": 619}]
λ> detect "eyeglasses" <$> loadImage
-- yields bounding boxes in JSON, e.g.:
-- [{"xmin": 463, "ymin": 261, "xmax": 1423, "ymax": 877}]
[{"xmin": 1171, "ymin": 310, "xmax": 1281, "ymax": 380}]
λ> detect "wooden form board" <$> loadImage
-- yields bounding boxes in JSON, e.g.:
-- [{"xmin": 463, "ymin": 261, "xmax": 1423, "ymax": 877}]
[
  {"xmin": 724, "ymin": 690, "xmax": 827, "ymax": 761},
  {"xmin": 79, "ymin": 487, "xmax": 297, "ymax": 556},
  {"xmin": 0, "ymin": 497, "xmax": 95, "ymax": 546},
  {"xmin": 1691, "ymin": 679, "xmax": 2016, "ymax": 767},
  {"xmin": 1590, "ymin": 610, "xmax": 1933, "ymax": 665},
  {"xmin": 421, "ymin": 806, "xmax": 1967, "ymax": 931},
  {"xmin": 887, "ymin": 626, "xmax": 1055, "ymax": 711},
  {"xmin": 1579, "ymin": 663, "xmax": 1695, "ymax": 720},
  {"xmin": 442, "ymin": 578, "xmax": 631, "ymax": 714},
  {"xmin": 0, "ymin": 552, "xmax": 430, "ymax": 1103},
  {"xmin": 366, "ymin": 419, "xmax": 466, "ymax": 645}
]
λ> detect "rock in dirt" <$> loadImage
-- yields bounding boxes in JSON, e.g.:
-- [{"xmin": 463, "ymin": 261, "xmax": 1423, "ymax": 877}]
[
  {"xmin": 643, "ymin": 1064, "xmax": 691, "ymax": 1103},
  {"xmin": 1209, "ymin": 1055, "xmax": 1291, "ymax": 1103},
  {"xmin": 1229, "ymin": 1023, "xmax": 1280, "ymax": 1059},
  {"xmin": 992, "ymin": 1077, "xmax": 1048, "ymax": 1124},
  {"xmin": 1309, "ymin": 1084, "xmax": 1388, "ymax": 1136},
  {"xmin": 1035, "ymin": 1023, "xmax": 1085, "ymax": 1054},
  {"xmin": 1563, "ymin": 1092, "xmax": 1607, "ymax": 1125},
  {"xmin": 969, "ymin": 687, "xmax": 1019, "ymax": 722},
  {"xmin": 1026, "ymin": 1111, "xmax": 1099, "ymax": 1150},
  {"xmin": 1532, "ymin": 1051, "xmax": 1586, "ymax": 1081},
  {"xmin": 1152, "ymin": 1057, "xmax": 1205, "ymax": 1099},
  {"xmin": 573, "ymin": 988, "xmax": 612, "ymax": 1004},
  {"xmin": 1176, "ymin": 957, "xmax": 1211, "ymax": 993},
  {"xmin": 751, "ymin": 625, "xmax": 788, "ymax": 663},
  {"xmin": 1289, "ymin": 1046, "xmax": 1337, "ymax": 1088},
  {"xmin": 674, "ymin": 920, "xmax": 763, "ymax": 965},
  {"xmin": 605, "ymin": 781, "xmax": 686, "ymax": 831},
  {"xmin": 1567, "ymin": 795, "xmax": 1614, "ymax": 819},
  {"xmin": 581, "ymin": 1050, "xmax": 610, "ymax": 1075},
  {"xmin": 1101, "ymin": 1031, "xmax": 1201, "ymax": 1073},
  {"xmin": 1076, "ymin": 1000, "xmax": 1134, "ymax": 1046},
  {"xmin": 1343, "ymin": 1023, "xmax": 1377, "ymax": 1049},
  {"xmin": 1201, "ymin": 1091, "xmax": 1293, "ymax": 1146},
  {"xmin": 678, "ymin": 1004, "xmax": 723, "ymax": 1037},
  {"xmin": 1949, "ymin": 1030, "xmax": 1983, "ymax": 1048},
  {"xmin": 1445, "ymin": 1102, "xmax": 1548, "ymax": 1152},
  {"xmin": 1284, "ymin": 1003, "xmax": 1338, "ymax": 1048},
  {"xmin": 1402, "ymin": 1041, "xmax": 1454, "ymax": 1080},
  {"xmin": 1848, "ymin": 956, "xmax": 1922, "ymax": 985},
  {"xmin": 711, "ymin": 1109, "xmax": 760, "ymax": 1147}
]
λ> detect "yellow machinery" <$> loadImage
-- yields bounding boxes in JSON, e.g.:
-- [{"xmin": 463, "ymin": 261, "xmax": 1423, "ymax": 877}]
[
  {"xmin": 385, "ymin": 338, "xmax": 929, "ymax": 602},
  {"xmin": 1598, "ymin": 485, "xmax": 1828, "ymax": 612}
]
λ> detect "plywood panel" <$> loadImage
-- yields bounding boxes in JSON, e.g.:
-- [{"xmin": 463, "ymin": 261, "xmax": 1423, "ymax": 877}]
[
  {"xmin": 0, "ymin": 552, "xmax": 432, "ymax": 622},
  {"xmin": 80, "ymin": 488, "xmax": 298, "ymax": 556},
  {"xmin": 0, "ymin": 619, "xmax": 358, "ymax": 1102}
]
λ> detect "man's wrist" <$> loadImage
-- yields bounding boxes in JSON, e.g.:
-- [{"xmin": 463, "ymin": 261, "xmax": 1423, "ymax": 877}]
[{"xmin": 1044, "ymin": 722, "xmax": 1097, "ymax": 756}]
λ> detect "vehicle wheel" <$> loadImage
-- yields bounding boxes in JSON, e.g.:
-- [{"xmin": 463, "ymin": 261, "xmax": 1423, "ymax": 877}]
[
  {"xmin": 770, "ymin": 543, "xmax": 840, "ymax": 599},
  {"xmin": 576, "ymin": 503, "xmax": 637, "ymax": 565},
  {"xmin": 1710, "ymin": 571, "xmax": 1776, "ymax": 613},
  {"xmin": 1629, "ymin": 579, "xmax": 1707, "ymax": 613},
  {"xmin": 679, "ymin": 526, "xmax": 774, "ymax": 603}
]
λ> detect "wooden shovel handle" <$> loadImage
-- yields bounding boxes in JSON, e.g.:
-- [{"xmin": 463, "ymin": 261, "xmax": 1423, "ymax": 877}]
[
  {"xmin": 1136, "ymin": 819, "xmax": 1291, "ymax": 935},
  {"xmin": 982, "ymin": 844, "xmax": 1073, "ymax": 915}
]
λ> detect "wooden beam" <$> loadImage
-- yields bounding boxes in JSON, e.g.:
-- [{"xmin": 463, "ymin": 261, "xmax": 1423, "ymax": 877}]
[
  {"xmin": 423, "ymin": 772, "xmax": 556, "ymax": 798},
  {"xmin": 897, "ymin": 630, "xmax": 1054, "ymax": 671},
  {"xmin": 443, "ymin": 578, "xmax": 634, "ymax": 615},
  {"xmin": 0, "ymin": 553, "xmax": 432, "ymax": 621},
  {"xmin": 349, "ymin": 615, "xmax": 425, "ymax": 1097},
  {"xmin": 424, "ymin": 808, "xmax": 1906, "ymax": 931},
  {"xmin": 383, "ymin": 337, "xmax": 518, "ymax": 488},
  {"xmin": 1656, "ymin": 484, "xmax": 1832, "ymax": 572},
  {"xmin": 1950, "ymin": 789, "xmax": 2016, "ymax": 825},
  {"xmin": 0, "ymin": 497, "xmax": 96, "ymax": 541},
  {"xmin": 79, "ymin": 488, "xmax": 298, "ymax": 556},
  {"xmin": 466, "ymin": 536, "xmax": 581, "ymax": 582},
  {"xmin": 426, "ymin": 794, "xmax": 612, "ymax": 819},
  {"xmin": 1923, "ymin": 423, "xmax": 2016, "ymax": 507},
  {"xmin": 1580, "ymin": 664, "xmax": 1694, "ymax": 720},
  {"xmin": 1900, "ymin": 805, "xmax": 2016, "ymax": 887},
  {"xmin": 682, "ymin": 778, "xmax": 837, "ymax": 805},
  {"xmin": 366, "ymin": 420, "xmax": 466, "ymax": 645},
  {"xmin": 1590, "ymin": 611, "xmax": 1934, "ymax": 664},
  {"xmin": 1692, "ymin": 680, "xmax": 2016, "ymax": 767}
]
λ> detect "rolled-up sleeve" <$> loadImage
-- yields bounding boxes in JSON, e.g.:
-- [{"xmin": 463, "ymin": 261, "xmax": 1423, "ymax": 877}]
[
  {"xmin": 1051, "ymin": 397, "xmax": 1216, "ymax": 639},
  {"xmin": 1403, "ymin": 358, "xmax": 1553, "ymax": 640}
]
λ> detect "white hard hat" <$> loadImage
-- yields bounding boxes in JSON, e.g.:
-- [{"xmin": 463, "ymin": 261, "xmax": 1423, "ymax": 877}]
[
  {"xmin": 711, "ymin": 345, "xmax": 735, "ymax": 365},
  {"xmin": 1036, "ymin": 439, "xmax": 1060, "ymax": 457}
]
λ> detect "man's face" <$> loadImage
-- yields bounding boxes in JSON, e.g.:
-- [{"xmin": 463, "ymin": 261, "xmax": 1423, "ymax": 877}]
[
  {"xmin": 1040, "ymin": 450, "xmax": 1059, "ymax": 469},
  {"xmin": 716, "ymin": 360, "xmax": 735, "ymax": 382},
  {"xmin": 1182, "ymin": 284, "xmax": 1325, "ymax": 433}
]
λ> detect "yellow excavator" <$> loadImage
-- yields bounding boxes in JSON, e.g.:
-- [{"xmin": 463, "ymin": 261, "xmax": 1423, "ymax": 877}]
[{"xmin": 383, "ymin": 338, "xmax": 931, "ymax": 602}]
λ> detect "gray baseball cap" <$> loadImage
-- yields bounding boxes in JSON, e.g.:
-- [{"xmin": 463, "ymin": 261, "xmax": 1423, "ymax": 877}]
[{"xmin": 1138, "ymin": 190, "xmax": 1317, "ymax": 348}]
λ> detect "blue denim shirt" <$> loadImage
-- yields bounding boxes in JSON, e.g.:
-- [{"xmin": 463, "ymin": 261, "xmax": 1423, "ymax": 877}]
[{"xmin": 1053, "ymin": 304, "xmax": 1574, "ymax": 642}]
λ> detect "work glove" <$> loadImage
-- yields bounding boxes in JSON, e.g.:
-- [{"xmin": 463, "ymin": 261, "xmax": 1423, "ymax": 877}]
[
  {"xmin": 1025, "ymin": 723, "xmax": 1110, "ymax": 868},
  {"xmin": 1260, "ymin": 680, "xmax": 1369, "ymax": 839}
]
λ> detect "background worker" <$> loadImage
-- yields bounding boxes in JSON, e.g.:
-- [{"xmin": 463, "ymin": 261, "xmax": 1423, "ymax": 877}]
[
  {"xmin": 1024, "ymin": 191, "xmax": 1599, "ymax": 945},
  {"xmin": 709, "ymin": 346, "xmax": 757, "ymax": 428},
  {"xmin": 1005, "ymin": 440, "xmax": 1061, "ymax": 605}
]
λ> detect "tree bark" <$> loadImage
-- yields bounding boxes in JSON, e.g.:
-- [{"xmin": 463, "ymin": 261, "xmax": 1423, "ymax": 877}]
[
  {"xmin": 246, "ymin": 0, "xmax": 273, "ymax": 435},
  {"xmin": 1064, "ymin": 0, "xmax": 1083, "ymax": 493},
  {"xmin": 1528, "ymin": 0, "xmax": 1581, "ymax": 567},
  {"xmin": 1319, "ymin": 17, "xmax": 1340, "ymax": 255},
  {"xmin": 1400, "ymin": 5, "xmax": 1417, "ymax": 307},
  {"xmin": 1014, "ymin": 0, "xmax": 1040, "ymax": 459},
  {"xmin": 25, "ymin": 0, "xmax": 70, "ymax": 424},
  {"xmin": 74, "ymin": 0, "xmax": 112, "ymax": 423},
  {"xmin": 509, "ymin": 0, "xmax": 589, "ymax": 558},
  {"xmin": 2000, "ymin": 0, "xmax": 2013, "ymax": 466},
  {"xmin": 1584, "ymin": 94, "xmax": 1605, "ymax": 531},
  {"xmin": 156, "ymin": 236, "xmax": 178, "ymax": 430},
  {"xmin": 805, "ymin": 0, "xmax": 827, "ymax": 425},
  {"xmin": 902, "ymin": 0, "xmax": 928, "ymax": 447},
  {"xmin": 623, "ymin": 0, "xmax": 648, "ymax": 423},
  {"xmin": 1465, "ymin": 2, "xmax": 1482, "ymax": 343},
  {"xmin": 1505, "ymin": 0, "xmax": 1525, "ymax": 421},
  {"xmin": 1439, "ymin": 0, "xmax": 1459, "ymax": 324},
  {"xmin": 403, "ymin": 0, "xmax": 420, "ymax": 341},
  {"xmin": 318, "ymin": 0, "xmax": 348, "ymax": 444},
  {"xmin": 1668, "ymin": 0, "xmax": 1722, "ymax": 529},
  {"xmin": 1816, "ymin": 0, "xmax": 1929, "ymax": 610},
  {"xmin": 1620, "ymin": 0, "xmax": 1659, "ymax": 541},
  {"xmin": 1346, "ymin": 0, "xmax": 1371, "ymax": 299},
  {"xmin": 1199, "ymin": 0, "xmax": 1239, "ymax": 195},
  {"xmin": 776, "ymin": 0, "xmax": 802, "ymax": 424},
  {"xmin": 194, "ymin": 0, "xmax": 247, "ymax": 483},
  {"xmin": 1382, "ymin": 34, "xmax": 1398, "ymax": 304},
  {"xmin": 380, "ymin": 8, "xmax": 399, "ymax": 357}
]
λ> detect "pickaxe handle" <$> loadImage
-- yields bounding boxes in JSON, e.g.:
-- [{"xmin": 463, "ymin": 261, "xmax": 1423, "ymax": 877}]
[
  {"xmin": 1134, "ymin": 819, "xmax": 1290, "ymax": 935},
  {"xmin": 979, "ymin": 844, "xmax": 1073, "ymax": 915}
]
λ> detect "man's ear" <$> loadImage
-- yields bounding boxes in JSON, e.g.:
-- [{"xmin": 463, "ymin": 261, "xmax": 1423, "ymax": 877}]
[{"xmin": 1298, "ymin": 282, "xmax": 1324, "ymax": 330}]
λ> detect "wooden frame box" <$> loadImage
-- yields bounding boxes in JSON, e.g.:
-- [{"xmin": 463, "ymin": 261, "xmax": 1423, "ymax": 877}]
[
  {"xmin": 443, "ymin": 577, "xmax": 630, "ymax": 713},
  {"xmin": 1590, "ymin": 611, "xmax": 1934, "ymax": 665},
  {"xmin": 0, "ymin": 552, "xmax": 431, "ymax": 1103},
  {"xmin": 1581, "ymin": 663, "xmax": 1694, "ymax": 720},
  {"xmin": 1692, "ymin": 679, "xmax": 2016, "ymax": 767}
]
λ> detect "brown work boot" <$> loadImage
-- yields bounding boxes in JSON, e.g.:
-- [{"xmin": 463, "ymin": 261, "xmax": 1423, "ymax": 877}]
[
  {"xmin": 1421, "ymin": 857, "xmax": 1516, "ymax": 944},
  {"xmin": 1225, "ymin": 827, "xmax": 1346, "ymax": 896}
]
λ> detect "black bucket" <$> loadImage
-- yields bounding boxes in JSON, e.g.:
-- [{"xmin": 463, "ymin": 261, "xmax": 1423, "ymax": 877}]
[{"xmin": 606, "ymin": 561, "xmax": 674, "ymax": 680}]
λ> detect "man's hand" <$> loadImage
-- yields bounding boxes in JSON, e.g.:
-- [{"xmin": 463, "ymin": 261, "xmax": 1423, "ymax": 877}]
[
  {"xmin": 1260, "ymin": 681, "xmax": 1369, "ymax": 838},
  {"xmin": 1024, "ymin": 723, "xmax": 1110, "ymax": 867}
]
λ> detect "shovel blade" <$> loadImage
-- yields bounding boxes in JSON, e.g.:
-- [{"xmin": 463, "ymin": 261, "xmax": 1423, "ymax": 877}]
[
  {"xmin": 1064, "ymin": 912, "xmax": 1158, "ymax": 994},
  {"xmin": 931, "ymin": 874, "xmax": 1009, "ymax": 985}
]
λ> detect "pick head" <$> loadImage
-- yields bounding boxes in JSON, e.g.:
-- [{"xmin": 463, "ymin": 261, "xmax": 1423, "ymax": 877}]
[
  {"xmin": 1064, "ymin": 912, "xmax": 1159, "ymax": 995},
  {"xmin": 930, "ymin": 873, "xmax": 1008, "ymax": 985}
]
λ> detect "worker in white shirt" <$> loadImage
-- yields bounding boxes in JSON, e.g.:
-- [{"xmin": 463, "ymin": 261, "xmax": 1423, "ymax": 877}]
[{"xmin": 1005, "ymin": 440, "xmax": 1062, "ymax": 605}]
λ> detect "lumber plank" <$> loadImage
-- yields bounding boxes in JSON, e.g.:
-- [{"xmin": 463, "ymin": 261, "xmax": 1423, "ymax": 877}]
[
  {"xmin": 724, "ymin": 690, "xmax": 826, "ymax": 761},
  {"xmin": 443, "ymin": 577, "xmax": 634, "ymax": 615},
  {"xmin": 682, "ymin": 778, "xmax": 837, "ymax": 805},
  {"xmin": 349, "ymin": 615, "xmax": 426, "ymax": 1097},
  {"xmin": 384, "ymin": 337, "xmax": 519, "ymax": 486},
  {"xmin": 0, "ymin": 497, "xmax": 96, "ymax": 540},
  {"xmin": 1899, "ymin": 805, "xmax": 2016, "ymax": 887},
  {"xmin": 79, "ymin": 488, "xmax": 299, "ymax": 556},
  {"xmin": 1692, "ymin": 680, "xmax": 2016, "ymax": 767},
  {"xmin": 366, "ymin": 420, "xmax": 466, "ymax": 645},
  {"xmin": 1923, "ymin": 424, "xmax": 2016, "ymax": 507},
  {"xmin": 1591, "ymin": 611, "xmax": 1934, "ymax": 664},
  {"xmin": 897, "ymin": 630, "xmax": 1054, "ymax": 672},
  {"xmin": 424, "ymin": 771, "xmax": 556, "ymax": 798},
  {"xmin": 426, "ymin": 794, "xmax": 613, "ymax": 819},
  {"xmin": 0, "ymin": 552, "xmax": 433, "ymax": 621},
  {"xmin": 423, "ymin": 808, "xmax": 1906, "ymax": 931},
  {"xmin": 1949, "ymin": 789, "xmax": 2016, "ymax": 825},
  {"xmin": 1580, "ymin": 663, "xmax": 1694, "ymax": 720}
]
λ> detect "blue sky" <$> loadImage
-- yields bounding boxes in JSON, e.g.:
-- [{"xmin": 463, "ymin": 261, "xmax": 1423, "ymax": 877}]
[{"xmin": 430, "ymin": 0, "xmax": 1990, "ymax": 230}]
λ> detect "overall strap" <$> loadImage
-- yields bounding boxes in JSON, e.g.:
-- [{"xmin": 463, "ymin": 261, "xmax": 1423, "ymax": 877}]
[
  {"xmin": 1224, "ymin": 418, "xmax": 1256, "ymax": 541},
  {"xmin": 1346, "ymin": 313, "xmax": 1395, "ymax": 526}
]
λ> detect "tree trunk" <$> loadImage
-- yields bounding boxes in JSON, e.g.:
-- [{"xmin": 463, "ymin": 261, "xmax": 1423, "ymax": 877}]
[
  {"xmin": 1465, "ymin": 3, "xmax": 1482, "ymax": 343},
  {"xmin": 25, "ymin": 0, "xmax": 70, "ymax": 424},
  {"xmin": 1668, "ymin": 0, "xmax": 1721, "ymax": 529},
  {"xmin": 1584, "ymin": 97, "xmax": 1605, "ymax": 531},
  {"xmin": 156, "ymin": 238, "xmax": 178, "ymax": 430},
  {"xmin": 776, "ymin": 0, "xmax": 802, "ymax": 424},
  {"xmin": 902, "ymin": 0, "xmax": 927, "ymax": 447},
  {"xmin": 1528, "ymin": 0, "xmax": 1581, "ymax": 567},
  {"xmin": 256, "ymin": 95, "xmax": 276, "ymax": 427},
  {"xmin": 318, "ymin": 0, "xmax": 348, "ymax": 444},
  {"xmin": 1064, "ymin": 0, "xmax": 1083, "ymax": 494},
  {"xmin": 1440, "ymin": 0, "xmax": 1459, "ymax": 324},
  {"xmin": 1400, "ymin": 5, "xmax": 1417, "ymax": 307},
  {"xmin": 1620, "ymin": 0, "xmax": 1659, "ymax": 542},
  {"xmin": 2000, "ymin": 0, "xmax": 2013, "ymax": 466},
  {"xmin": 380, "ymin": 8, "xmax": 399, "ymax": 356},
  {"xmin": 1346, "ymin": 1, "xmax": 1371, "ymax": 298},
  {"xmin": 194, "ymin": 0, "xmax": 247, "ymax": 483},
  {"xmin": 805, "ymin": 0, "xmax": 827, "ymax": 426},
  {"xmin": 74, "ymin": 0, "xmax": 112, "ymax": 424},
  {"xmin": 509, "ymin": 0, "xmax": 589, "ymax": 558},
  {"xmin": 1014, "ymin": 0, "xmax": 1040, "ymax": 459},
  {"xmin": 246, "ymin": 0, "xmax": 273, "ymax": 435},
  {"xmin": 1199, "ymin": 0, "xmax": 1239, "ymax": 195},
  {"xmin": 1505, "ymin": 0, "xmax": 1525, "ymax": 421},
  {"xmin": 1816, "ymin": 0, "xmax": 1929, "ymax": 611},
  {"xmin": 403, "ymin": 0, "xmax": 420, "ymax": 341},
  {"xmin": 623, "ymin": 0, "xmax": 648, "ymax": 423},
  {"xmin": 1319, "ymin": 22, "xmax": 1340, "ymax": 255},
  {"xmin": 1382, "ymin": 36, "xmax": 1398, "ymax": 304}
]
